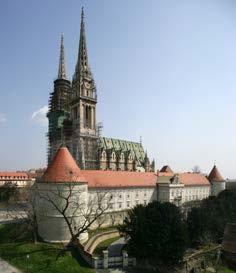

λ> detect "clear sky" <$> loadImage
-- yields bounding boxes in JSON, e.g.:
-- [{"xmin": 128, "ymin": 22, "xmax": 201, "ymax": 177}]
[{"xmin": 1, "ymin": 0, "xmax": 236, "ymax": 178}]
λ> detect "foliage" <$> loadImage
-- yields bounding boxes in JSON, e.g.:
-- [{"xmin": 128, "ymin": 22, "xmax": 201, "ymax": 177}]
[
  {"xmin": 5, "ymin": 187, "xmax": 39, "ymax": 244},
  {"xmin": 0, "ymin": 223, "xmax": 94, "ymax": 273},
  {"xmin": 0, "ymin": 182, "xmax": 19, "ymax": 203},
  {"xmin": 187, "ymin": 190, "xmax": 236, "ymax": 246},
  {"xmin": 93, "ymin": 236, "xmax": 120, "ymax": 257},
  {"xmin": 119, "ymin": 202, "xmax": 187, "ymax": 264}
]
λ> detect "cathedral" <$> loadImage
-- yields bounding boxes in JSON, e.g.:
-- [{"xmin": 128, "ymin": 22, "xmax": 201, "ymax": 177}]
[{"xmin": 47, "ymin": 8, "xmax": 155, "ymax": 172}]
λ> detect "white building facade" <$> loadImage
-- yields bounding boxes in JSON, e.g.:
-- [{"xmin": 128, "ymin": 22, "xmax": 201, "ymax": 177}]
[{"xmin": 36, "ymin": 147, "xmax": 226, "ymax": 243}]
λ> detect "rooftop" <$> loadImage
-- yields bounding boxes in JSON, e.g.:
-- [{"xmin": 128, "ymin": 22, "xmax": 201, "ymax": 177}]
[
  {"xmin": 208, "ymin": 165, "xmax": 224, "ymax": 182},
  {"xmin": 40, "ymin": 147, "xmax": 86, "ymax": 183}
]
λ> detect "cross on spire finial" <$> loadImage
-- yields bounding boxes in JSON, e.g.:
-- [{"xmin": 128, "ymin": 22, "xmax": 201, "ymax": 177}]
[{"xmin": 57, "ymin": 34, "xmax": 67, "ymax": 80}]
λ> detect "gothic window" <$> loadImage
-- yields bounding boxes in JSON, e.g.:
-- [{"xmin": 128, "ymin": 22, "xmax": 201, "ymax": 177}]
[{"xmin": 85, "ymin": 106, "xmax": 92, "ymax": 128}]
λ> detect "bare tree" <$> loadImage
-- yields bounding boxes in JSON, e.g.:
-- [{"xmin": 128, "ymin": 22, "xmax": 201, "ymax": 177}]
[
  {"xmin": 38, "ymin": 183, "xmax": 112, "ymax": 244},
  {"xmin": 192, "ymin": 165, "xmax": 201, "ymax": 174},
  {"xmin": 6, "ymin": 185, "xmax": 39, "ymax": 244}
]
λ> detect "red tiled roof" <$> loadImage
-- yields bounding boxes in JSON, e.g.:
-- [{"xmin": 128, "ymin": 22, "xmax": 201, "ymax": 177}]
[
  {"xmin": 160, "ymin": 165, "xmax": 173, "ymax": 173},
  {"xmin": 81, "ymin": 170, "xmax": 157, "ymax": 188},
  {"xmin": 40, "ymin": 147, "xmax": 86, "ymax": 183},
  {"xmin": 157, "ymin": 172, "xmax": 210, "ymax": 186},
  {"xmin": 0, "ymin": 172, "xmax": 29, "ymax": 180},
  {"xmin": 178, "ymin": 173, "xmax": 210, "ymax": 186},
  {"xmin": 158, "ymin": 171, "xmax": 174, "ymax": 177},
  {"xmin": 208, "ymin": 165, "xmax": 224, "ymax": 182}
]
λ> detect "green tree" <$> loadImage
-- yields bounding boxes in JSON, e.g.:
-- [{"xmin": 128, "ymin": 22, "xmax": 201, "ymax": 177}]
[
  {"xmin": 0, "ymin": 182, "xmax": 19, "ymax": 203},
  {"xmin": 187, "ymin": 190, "xmax": 236, "ymax": 246},
  {"xmin": 119, "ymin": 202, "xmax": 187, "ymax": 264}
]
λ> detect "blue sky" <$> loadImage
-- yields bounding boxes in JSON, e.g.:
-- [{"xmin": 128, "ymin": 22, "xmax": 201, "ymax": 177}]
[{"xmin": 1, "ymin": 0, "xmax": 236, "ymax": 178}]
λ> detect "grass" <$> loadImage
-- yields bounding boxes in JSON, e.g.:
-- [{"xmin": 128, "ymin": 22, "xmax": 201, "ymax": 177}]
[
  {"xmin": 217, "ymin": 267, "xmax": 236, "ymax": 273},
  {"xmin": 0, "ymin": 223, "xmax": 94, "ymax": 273},
  {"xmin": 93, "ymin": 236, "xmax": 120, "ymax": 257},
  {"xmin": 206, "ymin": 266, "xmax": 236, "ymax": 273},
  {"xmin": 88, "ymin": 225, "xmax": 119, "ymax": 238}
]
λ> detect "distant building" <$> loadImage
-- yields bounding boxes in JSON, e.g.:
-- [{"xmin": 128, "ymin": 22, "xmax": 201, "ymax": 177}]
[
  {"xmin": 47, "ymin": 9, "xmax": 154, "ymax": 172},
  {"xmin": 0, "ymin": 172, "xmax": 34, "ymax": 188}
]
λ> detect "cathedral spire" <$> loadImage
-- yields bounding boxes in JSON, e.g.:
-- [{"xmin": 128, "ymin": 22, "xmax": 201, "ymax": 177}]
[
  {"xmin": 73, "ymin": 7, "xmax": 91, "ymax": 82},
  {"xmin": 57, "ymin": 34, "xmax": 67, "ymax": 80}
]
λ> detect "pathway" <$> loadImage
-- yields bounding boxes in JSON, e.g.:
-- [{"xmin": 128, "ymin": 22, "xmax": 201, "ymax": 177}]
[
  {"xmin": 0, "ymin": 258, "xmax": 22, "ymax": 273},
  {"xmin": 108, "ymin": 237, "xmax": 125, "ymax": 257}
]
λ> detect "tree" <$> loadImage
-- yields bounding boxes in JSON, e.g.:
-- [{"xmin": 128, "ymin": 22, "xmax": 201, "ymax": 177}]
[
  {"xmin": 192, "ymin": 165, "xmax": 201, "ymax": 173},
  {"xmin": 187, "ymin": 190, "xmax": 236, "ymax": 246},
  {"xmin": 0, "ymin": 182, "xmax": 19, "ymax": 203},
  {"xmin": 6, "ymin": 186, "xmax": 39, "ymax": 244},
  {"xmin": 119, "ymin": 202, "xmax": 187, "ymax": 264},
  {"xmin": 37, "ymin": 183, "xmax": 112, "ymax": 244}
]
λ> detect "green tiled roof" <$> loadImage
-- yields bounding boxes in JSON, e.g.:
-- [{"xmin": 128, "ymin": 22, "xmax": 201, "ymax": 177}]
[{"xmin": 99, "ymin": 137, "xmax": 146, "ymax": 165}]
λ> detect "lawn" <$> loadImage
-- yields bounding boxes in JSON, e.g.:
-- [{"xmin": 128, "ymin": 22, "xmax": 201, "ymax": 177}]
[
  {"xmin": 217, "ymin": 267, "xmax": 236, "ymax": 273},
  {"xmin": 206, "ymin": 266, "xmax": 236, "ymax": 273},
  {"xmin": 0, "ymin": 223, "xmax": 94, "ymax": 273},
  {"xmin": 93, "ymin": 236, "xmax": 120, "ymax": 257}
]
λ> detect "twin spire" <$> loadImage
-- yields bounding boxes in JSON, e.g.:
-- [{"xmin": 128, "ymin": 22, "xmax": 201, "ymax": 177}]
[
  {"xmin": 57, "ymin": 35, "xmax": 67, "ymax": 80},
  {"xmin": 57, "ymin": 7, "xmax": 90, "ymax": 82}
]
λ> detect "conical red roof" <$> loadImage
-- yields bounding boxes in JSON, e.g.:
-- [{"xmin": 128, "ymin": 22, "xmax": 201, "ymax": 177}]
[
  {"xmin": 160, "ymin": 165, "xmax": 174, "ymax": 173},
  {"xmin": 40, "ymin": 147, "xmax": 86, "ymax": 183},
  {"xmin": 208, "ymin": 165, "xmax": 224, "ymax": 182}
]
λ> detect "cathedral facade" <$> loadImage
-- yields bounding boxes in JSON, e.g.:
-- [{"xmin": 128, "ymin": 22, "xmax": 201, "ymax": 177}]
[{"xmin": 47, "ymin": 9, "xmax": 154, "ymax": 172}]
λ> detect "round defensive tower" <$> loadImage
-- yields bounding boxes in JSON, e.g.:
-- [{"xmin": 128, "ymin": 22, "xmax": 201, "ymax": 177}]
[
  {"xmin": 208, "ymin": 165, "xmax": 225, "ymax": 196},
  {"xmin": 35, "ymin": 146, "xmax": 89, "ymax": 243}
]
